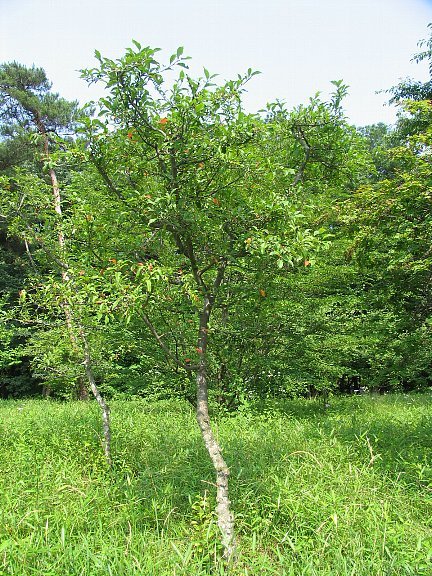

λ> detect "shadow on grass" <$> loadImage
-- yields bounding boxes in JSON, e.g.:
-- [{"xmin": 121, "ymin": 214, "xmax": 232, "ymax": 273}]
[
  {"xmin": 331, "ymin": 414, "xmax": 432, "ymax": 488},
  {"xmin": 105, "ymin": 394, "xmax": 432, "ymax": 513},
  {"xmin": 5, "ymin": 395, "xmax": 430, "ymax": 530},
  {"xmin": 216, "ymin": 394, "xmax": 377, "ymax": 423}
]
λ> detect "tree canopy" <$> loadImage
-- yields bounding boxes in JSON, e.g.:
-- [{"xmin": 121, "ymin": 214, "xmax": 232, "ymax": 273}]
[{"xmin": 1, "ymin": 28, "xmax": 432, "ymax": 559}]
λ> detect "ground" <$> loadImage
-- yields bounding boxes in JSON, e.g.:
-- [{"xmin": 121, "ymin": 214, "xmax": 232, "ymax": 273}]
[{"xmin": 0, "ymin": 394, "xmax": 431, "ymax": 575}]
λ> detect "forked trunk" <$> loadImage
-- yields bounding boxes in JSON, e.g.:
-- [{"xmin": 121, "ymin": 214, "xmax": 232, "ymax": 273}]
[{"xmin": 196, "ymin": 295, "xmax": 235, "ymax": 561}]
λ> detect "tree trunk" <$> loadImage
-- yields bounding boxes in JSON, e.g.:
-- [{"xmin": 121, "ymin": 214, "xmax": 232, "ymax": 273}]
[
  {"xmin": 76, "ymin": 377, "xmax": 89, "ymax": 400},
  {"xmin": 196, "ymin": 295, "xmax": 235, "ymax": 561},
  {"xmin": 81, "ymin": 331, "xmax": 112, "ymax": 466},
  {"xmin": 42, "ymin": 384, "xmax": 51, "ymax": 398},
  {"xmin": 38, "ymin": 121, "xmax": 111, "ymax": 460}
]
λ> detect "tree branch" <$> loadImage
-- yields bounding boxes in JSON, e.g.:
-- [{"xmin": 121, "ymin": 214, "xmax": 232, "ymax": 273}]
[{"xmin": 140, "ymin": 311, "xmax": 198, "ymax": 371}]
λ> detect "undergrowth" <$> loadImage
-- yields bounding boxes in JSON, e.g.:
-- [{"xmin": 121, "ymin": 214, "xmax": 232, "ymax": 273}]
[{"xmin": 0, "ymin": 394, "xmax": 431, "ymax": 575}]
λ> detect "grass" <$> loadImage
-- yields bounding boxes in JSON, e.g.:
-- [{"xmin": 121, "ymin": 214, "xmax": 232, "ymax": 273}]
[{"xmin": 0, "ymin": 394, "xmax": 431, "ymax": 575}]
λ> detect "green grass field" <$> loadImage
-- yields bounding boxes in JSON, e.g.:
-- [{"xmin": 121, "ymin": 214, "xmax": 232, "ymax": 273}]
[{"xmin": 0, "ymin": 394, "xmax": 431, "ymax": 575}]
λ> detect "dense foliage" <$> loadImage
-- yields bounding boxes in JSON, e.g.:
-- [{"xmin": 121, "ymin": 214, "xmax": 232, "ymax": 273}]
[
  {"xmin": 1, "ymin": 26, "xmax": 432, "ymax": 569},
  {"xmin": 1, "ymin": 33, "xmax": 431, "ymax": 400}
]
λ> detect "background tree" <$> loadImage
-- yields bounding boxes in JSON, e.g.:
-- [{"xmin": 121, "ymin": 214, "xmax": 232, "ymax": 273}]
[
  {"xmin": 0, "ymin": 62, "xmax": 113, "ymax": 463},
  {"xmin": 0, "ymin": 222, "xmax": 36, "ymax": 397},
  {"xmin": 344, "ymin": 98, "xmax": 432, "ymax": 390}
]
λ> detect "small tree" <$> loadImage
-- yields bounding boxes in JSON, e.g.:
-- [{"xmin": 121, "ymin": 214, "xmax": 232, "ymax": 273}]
[
  {"xmin": 0, "ymin": 62, "xmax": 112, "ymax": 463},
  {"xmin": 77, "ymin": 43, "xmax": 331, "ymax": 558}
]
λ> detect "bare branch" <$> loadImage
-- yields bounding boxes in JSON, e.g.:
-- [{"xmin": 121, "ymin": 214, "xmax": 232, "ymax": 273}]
[{"xmin": 140, "ymin": 311, "xmax": 198, "ymax": 371}]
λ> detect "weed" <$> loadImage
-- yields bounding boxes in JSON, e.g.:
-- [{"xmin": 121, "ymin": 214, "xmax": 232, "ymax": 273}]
[{"xmin": 0, "ymin": 394, "xmax": 430, "ymax": 574}]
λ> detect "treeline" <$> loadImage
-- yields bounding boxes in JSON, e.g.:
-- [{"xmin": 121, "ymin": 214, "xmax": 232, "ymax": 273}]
[{"xmin": 1, "ymin": 32, "xmax": 431, "ymax": 405}]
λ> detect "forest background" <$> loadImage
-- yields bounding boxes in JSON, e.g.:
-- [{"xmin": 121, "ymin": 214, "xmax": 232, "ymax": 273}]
[
  {"xmin": 0, "ymin": 12, "xmax": 432, "ymax": 570},
  {"xmin": 1, "ymin": 25, "xmax": 432, "ymax": 403}
]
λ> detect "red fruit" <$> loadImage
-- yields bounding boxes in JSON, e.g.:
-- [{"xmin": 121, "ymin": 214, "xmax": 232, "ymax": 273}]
[{"xmin": 304, "ymin": 260, "xmax": 311, "ymax": 267}]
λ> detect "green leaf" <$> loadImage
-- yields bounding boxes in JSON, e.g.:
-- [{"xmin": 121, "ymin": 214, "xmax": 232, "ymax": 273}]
[{"xmin": 0, "ymin": 540, "xmax": 13, "ymax": 553}]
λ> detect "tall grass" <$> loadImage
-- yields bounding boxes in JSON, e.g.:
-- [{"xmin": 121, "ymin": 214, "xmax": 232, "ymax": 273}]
[{"xmin": 0, "ymin": 394, "xmax": 430, "ymax": 575}]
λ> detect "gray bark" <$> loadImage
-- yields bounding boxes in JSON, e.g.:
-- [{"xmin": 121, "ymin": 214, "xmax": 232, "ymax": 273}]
[
  {"xmin": 38, "ymin": 120, "xmax": 110, "ymax": 457},
  {"xmin": 195, "ymin": 272, "xmax": 236, "ymax": 561},
  {"xmin": 81, "ymin": 331, "xmax": 112, "ymax": 466}
]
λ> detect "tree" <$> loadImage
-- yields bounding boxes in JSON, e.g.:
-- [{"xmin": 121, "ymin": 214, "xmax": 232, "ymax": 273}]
[
  {"xmin": 343, "ymin": 97, "xmax": 432, "ymax": 390},
  {"xmin": 384, "ymin": 23, "xmax": 432, "ymax": 140},
  {"xmin": 68, "ymin": 42, "xmax": 358, "ymax": 558},
  {"xmin": 386, "ymin": 23, "xmax": 432, "ymax": 106},
  {"xmin": 0, "ymin": 62, "xmax": 112, "ymax": 463}
]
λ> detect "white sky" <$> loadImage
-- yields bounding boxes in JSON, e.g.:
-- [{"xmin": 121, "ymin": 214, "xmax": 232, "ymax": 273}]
[{"xmin": 1, "ymin": 0, "xmax": 431, "ymax": 126}]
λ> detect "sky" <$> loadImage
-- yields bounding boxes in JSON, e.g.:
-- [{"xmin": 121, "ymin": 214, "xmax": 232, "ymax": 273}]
[{"xmin": 1, "ymin": 0, "xmax": 432, "ymax": 126}]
